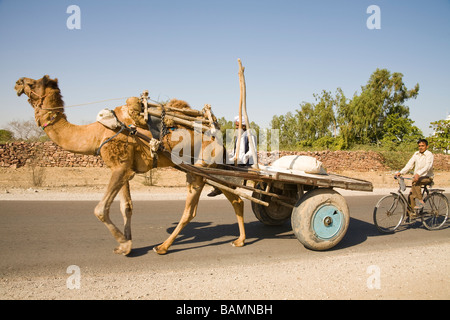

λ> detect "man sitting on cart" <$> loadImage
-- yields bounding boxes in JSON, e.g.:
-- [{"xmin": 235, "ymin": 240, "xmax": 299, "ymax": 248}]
[
  {"xmin": 207, "ymin": 116, "xmax": 257, "ymax": 197},
  {"xmin": 395, "ymin": 139, "xmax": 434, "ymax": 212}
]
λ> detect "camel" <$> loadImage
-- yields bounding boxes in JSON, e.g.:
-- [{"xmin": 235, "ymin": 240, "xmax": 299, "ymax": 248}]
[{"xmin": 14, "ymin": 75, "xmax": 246, "ymax": 255}]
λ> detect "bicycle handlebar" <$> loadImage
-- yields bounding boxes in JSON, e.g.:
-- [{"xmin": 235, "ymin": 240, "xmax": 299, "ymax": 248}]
[{"xmin": 394, "ymin": 176, "xmax": 412, "ymax": 181}]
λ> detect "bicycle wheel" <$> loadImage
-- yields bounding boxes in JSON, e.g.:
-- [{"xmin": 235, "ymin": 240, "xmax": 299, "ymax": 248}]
[
  {"xmin": 373, "ymin": 194, "xmax": 405, "ymax": 233},
  {"xmin": 421, "ymin": 193, "xmax": 449, "ymax": 230}
]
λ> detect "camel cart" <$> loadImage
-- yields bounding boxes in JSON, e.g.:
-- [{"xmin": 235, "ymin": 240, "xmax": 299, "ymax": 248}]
[
  {"xmin": 174, "ymin": 161, "xmax": 373, "ymax": 251},
  {"xmin": 121, "ymin": 109, "xmax": 372, "ymax": 251},
  {"xmin": 123, "ymin": 59, "xmax": 373, "ymax": 251},
  {"xmin": 109, "ymin": 92, "xmax": 373, "ymax": 251}
]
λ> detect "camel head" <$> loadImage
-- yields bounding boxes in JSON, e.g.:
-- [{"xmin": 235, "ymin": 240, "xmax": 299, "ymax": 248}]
[{"xmin": 15, "ymin": 75, "xmax": 61, "ymax": 108}]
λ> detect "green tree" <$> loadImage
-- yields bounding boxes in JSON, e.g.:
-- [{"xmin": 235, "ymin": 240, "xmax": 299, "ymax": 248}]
[
  {"xmin": 217, "ymin": 117, "xmax": 233, "ymax": 137},
  {"xmin": 429, "ymin": 119, "xmax": 450, "ymax": 153},
  {"xmin": 271, "ymin": 90, "xmax": 341, "ymax": 148},
  {"xmin": 270, "ymin": 112, "xmax": 299, "ymax": 147},
  {"xmin": 295, "ymin": 102, "xmax": 315, "ymax": 143},
  {"xmin": 271, "ymin": 68, "xmax": 420, "ymax": 150},
  {"xmin": 381, "ymin": 113, "xmax": 423, "ymax": 150},
  {"xmin": 337, "ymin": 68, "xmax": 419, "ymax": 146},
  {"xmin": 312, "ymin": 90, "xmax": 337, "ymax": 138}
]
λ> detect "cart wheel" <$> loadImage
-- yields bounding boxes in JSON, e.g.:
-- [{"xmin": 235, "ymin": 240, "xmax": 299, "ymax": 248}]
[
  {"xmin": 251, "ymin": 184, "xmax": 292, "ymax": 226},
  {"xmin": 291, "ymin": 188, "xmax": 349, "ymax": 251}
]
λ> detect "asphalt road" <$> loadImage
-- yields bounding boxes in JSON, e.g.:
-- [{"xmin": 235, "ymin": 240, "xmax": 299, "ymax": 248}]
[{"xmin": 1, "ymin": 194, "xmax": 449, "ymax": 280}]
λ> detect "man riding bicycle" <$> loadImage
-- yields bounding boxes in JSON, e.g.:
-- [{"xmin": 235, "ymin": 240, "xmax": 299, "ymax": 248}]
[{"xmin": 395, "ymin": 139, "xmax": 434, "ymax": 213}]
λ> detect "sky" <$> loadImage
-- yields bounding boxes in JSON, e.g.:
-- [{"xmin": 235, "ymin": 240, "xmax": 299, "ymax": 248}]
[{"xmin": 0, "ymin": 0, "xmax": 449, "ymax": 136}]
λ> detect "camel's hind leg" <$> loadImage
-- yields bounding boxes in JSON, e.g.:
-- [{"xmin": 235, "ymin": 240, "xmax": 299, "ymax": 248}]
[
  {"xmin": 221, "ymin": 190, "xmax": 246, "ymax": 247},
  {"xmin": 153, "ymin": 173, "xmax": 205, "ymax": 255},
  {"xmin": 94, "ymin": 167, "xmax": 133, "ymax": 255}
]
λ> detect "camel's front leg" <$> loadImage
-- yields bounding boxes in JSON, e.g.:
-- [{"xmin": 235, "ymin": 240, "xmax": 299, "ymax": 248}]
[
  {"xmin": 94, "ymin": 168, "xmax": 132, "ymax": 255},
  {"xmin": 153, "ymin": 173, "xmax": 205, "ymax": 255},
  {"xmin": 221, "ymin": 190, "xmax": 245, "ymax": 247},
  {"xmin": 119, "ymin": 181, "xmax": 133, "ymax": 242}
]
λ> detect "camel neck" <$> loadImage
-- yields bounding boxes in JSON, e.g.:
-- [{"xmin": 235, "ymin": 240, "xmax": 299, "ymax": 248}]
[{"xmin": 37, "ymin": 107, "xmax": 102, "ymax": 156}]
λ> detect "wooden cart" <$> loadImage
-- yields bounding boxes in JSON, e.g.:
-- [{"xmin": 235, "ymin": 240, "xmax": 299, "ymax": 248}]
[
  {"xmin": 128, "ymin": 62, "xmax": 373, "ymax": 250},
  {"xmin": 176, "ymin": 162, "xmax": 373, "ymax": 251}
]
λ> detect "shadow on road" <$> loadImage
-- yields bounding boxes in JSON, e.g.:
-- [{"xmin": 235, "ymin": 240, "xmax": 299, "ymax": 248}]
[
  {"xmin": 129, "ymin": 217, "xmax": 388, "ymax": 256},
  {"xmin": 333, "ymin": 217, "xmax": 382, "ymax": 250},
  {"xmin": 128, "ymin": 220, "xmax": 294, "ymax": 257},
  {"xmin": 129, "ymin": 207, "xmax": 450, "ymax": 257}
]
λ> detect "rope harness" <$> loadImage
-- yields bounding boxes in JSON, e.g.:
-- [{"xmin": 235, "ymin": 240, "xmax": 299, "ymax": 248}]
[{"xmin": 29, "ymin": 89, "xmax": 64, "ymax": 130}]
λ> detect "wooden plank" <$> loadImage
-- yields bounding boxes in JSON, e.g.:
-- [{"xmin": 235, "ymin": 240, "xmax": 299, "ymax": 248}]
[
  {"xmin": 273, "ymin": 171, "xmax": 373, "ymax": 192},
  {"xmin": 146, "ymin": 108, "xmax": 211, "ymax": 132},
  {"xmin": 191, "ymin": 166, "xmax": 265, "ymax": 181},
  {"xmin": 177, "ymin": 163, "xmax": 294, "ymax": 202},
  {"xmin": 165, "ymin": 111, "xmax": 210, "ymax": 125},
  {"xmin": 166, "ymin": 106, "xmax": 204, "ymax": 117},
  {"xmin": 179, "ymin": 162, "xmax": 372, "ymax": 192},
  {"xmin": 205, "ymin": 179, "xmax": 269, "ymax": 207}
]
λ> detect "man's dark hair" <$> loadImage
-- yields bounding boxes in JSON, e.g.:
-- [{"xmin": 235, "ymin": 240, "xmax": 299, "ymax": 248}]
[{"xmin": 418, "ymin": 138, "xmax": 429, "ymax": 146}]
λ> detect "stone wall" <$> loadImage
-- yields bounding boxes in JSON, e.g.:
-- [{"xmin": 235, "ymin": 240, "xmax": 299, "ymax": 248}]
[
  {"xmin": 0, "ymin": 142, "xmax": 104, "ymax": 168},
  {"xmin": 1, "ymin": 141, "xmax": 449, "ymax": 172},
  {"xmin": 258, "ymin": 150, "xmax": 388, "ymax": 172},
  {"xmin": 260, "ymin": 150, "xmax": 450, "ymax": 172}
]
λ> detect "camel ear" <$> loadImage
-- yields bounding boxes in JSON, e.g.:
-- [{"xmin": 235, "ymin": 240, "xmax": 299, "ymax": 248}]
[
  {"xmin": 54, "ymin": 78, "xmax": 58, "ymax": 84},
  {"xmin": 42, "ymin": 75, "xmax": 50, "ymax": 84}
]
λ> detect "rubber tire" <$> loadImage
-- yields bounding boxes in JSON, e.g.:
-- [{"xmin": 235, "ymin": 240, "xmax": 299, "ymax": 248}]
[
  {"xmin": 291, "ymin": 188, "xmax": 350, "ymax": 251},
  {"xmin": 251, "ymin": 185, "xmax": 293, "ymax": 226},
  {"xmin": 251, "ymin": 195, "xmax": 292, "ymax": 226},
  {"xmin": 421, "ymin": 192, "xmax": 449, "ymax": 230},
  {"xmin": 373, "ymin": 194, "xmax": 405, "ymax": 233}
]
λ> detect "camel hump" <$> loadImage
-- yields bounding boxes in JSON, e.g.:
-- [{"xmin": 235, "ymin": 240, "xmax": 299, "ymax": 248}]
[
  {"xmin": 126, "ymin": 97, "xmax": 141, "ymax": 111},
  {"xmin": 125, "ymin": 97, "xmax": 192, "ymax": 129}
]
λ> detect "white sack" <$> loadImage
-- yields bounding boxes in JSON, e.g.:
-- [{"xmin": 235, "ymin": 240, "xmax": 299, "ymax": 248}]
[{"xmin": 271, "ymin": 155, "xmax": 327, "ymax": 174}]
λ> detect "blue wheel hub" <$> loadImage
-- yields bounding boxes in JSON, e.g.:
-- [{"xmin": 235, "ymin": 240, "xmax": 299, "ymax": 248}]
[{"xmin": 312, "ymin": 205, "xmax": 344, "ymax": 240}]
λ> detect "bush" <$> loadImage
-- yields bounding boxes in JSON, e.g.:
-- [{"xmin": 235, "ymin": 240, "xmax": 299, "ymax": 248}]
[
  {"xmin": 311, "ymin": 136, "xmax": 346, "ymax": 150},
  {"xmin": 378, "ymin": 151, "xmax": 412, "ymax": 171},
  {"xmin": 0, "ymin": 129, "xmax": 13, "ymax": 143}
]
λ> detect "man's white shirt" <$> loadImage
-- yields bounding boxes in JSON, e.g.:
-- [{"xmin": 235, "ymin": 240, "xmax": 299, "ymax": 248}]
[
  {"xmin": 228, "ymin": 130, "xmax": 257, "ymax": 165},
  {"xmin": 400, "ymin": 150, "xmax": 434, "ymax": 178}
]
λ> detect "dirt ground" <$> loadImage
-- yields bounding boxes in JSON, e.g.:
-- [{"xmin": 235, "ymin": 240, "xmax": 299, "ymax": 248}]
[{"xmin": 0, "ymin": 167, "xmax": 187, "ymax": 197}]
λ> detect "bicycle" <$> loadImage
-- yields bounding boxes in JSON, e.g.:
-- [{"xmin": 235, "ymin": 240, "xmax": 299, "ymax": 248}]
[{"xmin": 373, "ymin": 176, "xmax": 449, "ymax": 233}]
